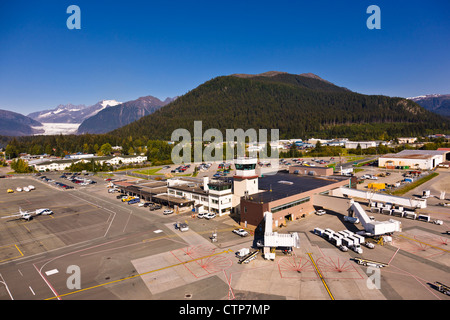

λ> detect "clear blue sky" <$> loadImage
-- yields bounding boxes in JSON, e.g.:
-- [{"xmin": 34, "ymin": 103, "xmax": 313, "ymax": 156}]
[{"xmin": 0, "ymin": 0, "xmax": 449, "ymax": 115}]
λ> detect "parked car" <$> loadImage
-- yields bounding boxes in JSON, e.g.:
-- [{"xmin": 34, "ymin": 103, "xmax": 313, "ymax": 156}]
[
  {"xmin": 128, "ymin": 198, "xmax": 140, "ymax": 205},
  {"xmin": 204, "ymin": 212, "xmax": 216, "ymax": 219},
  {"xmin": 233, "ymin": 229, "xmax": 249, "ymax": 237},
  {"xmin": 197, "ymin": 212, "xmax": 206, "ymax": 219},
  {"xmin": 163, "ymin": 209, "xmax": 174, "ymax": 215},
  {"xmin": 315, "ymin": 209, "xmax": 326, "ymax": 216},
  {"xmin": 362, "ymin": 174, "xmax": 378, "ymax": 180}
]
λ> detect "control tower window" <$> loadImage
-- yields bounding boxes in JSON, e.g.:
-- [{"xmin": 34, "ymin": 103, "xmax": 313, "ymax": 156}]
[{"xmin": 235, "ymin": 163, "xmax": 256, "ymax": 170}]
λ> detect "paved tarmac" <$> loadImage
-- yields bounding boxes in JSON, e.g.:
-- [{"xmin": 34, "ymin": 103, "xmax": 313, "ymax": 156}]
[{"xmin": 0, "ymin": 172, "xmax": 448, "ymax": 301}]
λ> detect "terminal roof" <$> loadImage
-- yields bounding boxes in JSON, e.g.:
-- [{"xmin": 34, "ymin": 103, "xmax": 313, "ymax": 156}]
[{"xmin": 248, "ymin": 171, "xmax": 349, "ymax": 203}]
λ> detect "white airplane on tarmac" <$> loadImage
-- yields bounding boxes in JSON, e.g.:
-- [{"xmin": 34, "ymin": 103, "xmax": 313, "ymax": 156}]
[{"xmin": 1, "ymin": 207, "xmax": 33, "ymax": 221}]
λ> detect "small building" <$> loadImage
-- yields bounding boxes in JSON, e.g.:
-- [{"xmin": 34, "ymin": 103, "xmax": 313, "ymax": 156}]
[
  {"xmin": 33, "ymin": 159, "xmax": 78, "ymax": 172},
  {"xmin": 378, "ymin": 149, "xmax": 449, "ymax": 170},
  {"xmin": 397, "ymin": 137, "xmax": 417, "ymax": 144},
  {"xmin": 344, "ymin": 141, "xmax": 377, "ymax": 149},
  {"xmin": 65, "ymin": 153, "xmax": 95, "ymax": 160},
  {"xmin": 288, "ymin": 165, "xmax": 333, "ymax": 176},
  {"xmin": 31, "ymin": 154, "xmax": 148, "ymax": 171},
  {"xmin": 102, "ymin": 155, "xmax": 148, "ymax": 165},
  {"xmin": 167, "ymin": 176, "xmax": 233, "ymax": 216}
]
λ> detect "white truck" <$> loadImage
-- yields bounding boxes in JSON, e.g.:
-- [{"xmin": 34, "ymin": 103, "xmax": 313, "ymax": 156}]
[
  {"xmin": 342, "ymin": 237, "xmax": 363, "ymax": 254},
  {"xmin": 422, "ymin": 190, "xmax": 431, "ymax": 199},
  {"xmin": 236, "ymin": 248, "xmax": 250, "ymax": 257}
]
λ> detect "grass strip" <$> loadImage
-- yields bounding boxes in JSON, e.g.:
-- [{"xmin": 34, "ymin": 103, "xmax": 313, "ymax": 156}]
[{"xmin": 389, "ymin": 172, "xmax": 439, "ymax": 196}]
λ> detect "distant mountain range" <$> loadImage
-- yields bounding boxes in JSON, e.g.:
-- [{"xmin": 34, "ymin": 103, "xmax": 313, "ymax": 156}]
[
  {"xmin": 0, "ymin": 109, "xmax": 43, "ymax": 136},
  {"xmin": 407, "ymin": 94, "xmax": 450, "ymax": 117},
  {"xmin": 0, "ymin": 95, "xmax": 177, "ymax": 136},
  {"xmin": 27, "ymin": 100, "xmax": 122, "ymax": 124},
  {"xmin": 77, "ymin": 96, "xmax": 177, "ymax": 134}
]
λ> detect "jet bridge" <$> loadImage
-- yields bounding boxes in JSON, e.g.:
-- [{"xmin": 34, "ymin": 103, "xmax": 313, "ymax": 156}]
[
  {"xmin": 262, "ymin": 212, "xmax": 300, "ymax": 260},
  {"xmin": 339, "ymin": 187, "xmax": 426, "ymax": 209},
  {"xmin": 348, "ymin": 200, "xmax": 401, "ymax": 236}
]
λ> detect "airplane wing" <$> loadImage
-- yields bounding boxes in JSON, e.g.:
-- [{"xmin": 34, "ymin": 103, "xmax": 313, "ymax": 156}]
[
  {"xmin": 1, "ymin": 208, "xmax": 34, "ymax": 220},
  {"xmin": 1, "ymin": 212, "xmax": 22, "ymax": 219}
]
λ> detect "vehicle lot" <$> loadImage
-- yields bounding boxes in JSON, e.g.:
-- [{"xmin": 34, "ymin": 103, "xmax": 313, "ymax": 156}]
[{"xmin": 0, "ymin": 173, "xmax": 448, "ymax": 301}]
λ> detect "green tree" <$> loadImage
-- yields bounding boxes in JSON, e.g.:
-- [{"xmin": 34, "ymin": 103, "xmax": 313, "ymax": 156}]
[
  {"xmin": 4, "ymin": 144, "xmax": 18, "ymax": 159},
  {"xmin": 315, "ymin": 141, "xmax": 323, "ymax": 153},
  {"xmin": 10, "ymin": 159, "xmax": 32, "ymax": 173},
  {"xmin": 356, "ymin": 143, "xmax": 362, "ymax": 155},
  {"xmin": 100, "ymin": 143, "xmax": 112, "ymax": 156}
]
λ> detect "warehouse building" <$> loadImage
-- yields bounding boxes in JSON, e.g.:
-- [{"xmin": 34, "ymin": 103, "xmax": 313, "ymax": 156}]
[
  {"xmin": 344, "ymin": 141, "xmax": 377, "ymax": 149},
  {"xmin": 378, "ymin": 149, "xmax": 449, "ymax": 170}
]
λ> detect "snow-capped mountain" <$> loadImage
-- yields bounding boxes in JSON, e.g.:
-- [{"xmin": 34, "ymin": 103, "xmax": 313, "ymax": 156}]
[
  {"xmin": 77, "ymin": 95, "xmax": 175, "ymax": 134},
  {"xmin": 6, "ymin": 95, "xmax": 176, "ymax": 136},
  {"xmin": 407, "ymin": 94, "xmax": 450, "ymax": 117},
  {"xmin": 27, "ymin": 100, "xmax": 121, "ymax": 124}
]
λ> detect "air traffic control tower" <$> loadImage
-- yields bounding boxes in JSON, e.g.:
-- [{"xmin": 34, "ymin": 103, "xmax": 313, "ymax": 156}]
[{"xmin": 232, "ymin": 157, "xmax": 259, "ymax": 215}]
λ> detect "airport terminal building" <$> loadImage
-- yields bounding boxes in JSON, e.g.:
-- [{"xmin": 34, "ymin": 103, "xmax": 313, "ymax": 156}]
[
  {"xmin": 231, "ymin": 157, "xmax": 354, "ymax": 230},
  {"xmin": 113, "ymin": 157, "xmax": 355, "ymax": 228},
  {"xmin": 239, "ymin": 170, "xmax": 353, "ymax": 230}
]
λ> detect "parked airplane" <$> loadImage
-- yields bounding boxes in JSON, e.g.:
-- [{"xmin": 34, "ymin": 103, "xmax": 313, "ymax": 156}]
[
  {"xmin": 1, "ymin": 207, "xmax": 33, "ymax": 221},
  {"xmin": 36, "ymin": 208, "xmax": 53, "ymax": 215}
]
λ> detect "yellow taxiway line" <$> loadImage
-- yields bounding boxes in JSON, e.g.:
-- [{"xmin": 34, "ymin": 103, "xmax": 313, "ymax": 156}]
[
  {"xmin": 45, "ymin": 248, "xmax": 233, "ymax": 300},
  {"xmin": 307, "ymin": 252, "xmax": 335, "ymax": 300},
  {"xmin": 0, "ymin": 244, "xmax": 24, "ymax": 263}
]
